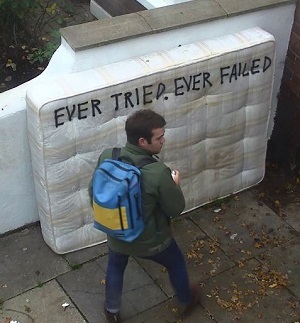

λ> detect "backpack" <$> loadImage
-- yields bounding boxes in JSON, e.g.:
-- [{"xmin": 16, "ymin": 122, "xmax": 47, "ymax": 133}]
[{"xmin": 92, "ymin": 148, "xmax": 157, "ymax": 242}]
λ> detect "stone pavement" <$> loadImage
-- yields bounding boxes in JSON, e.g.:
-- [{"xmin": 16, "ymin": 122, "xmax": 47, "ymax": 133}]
[{"xmin": 0, "ymin": 190, "xmax": 299, "ymax": 323}]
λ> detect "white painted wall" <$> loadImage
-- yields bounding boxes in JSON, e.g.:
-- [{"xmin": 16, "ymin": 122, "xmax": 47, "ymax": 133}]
[
  {"xmin": 0, "ymin": 4, "xmax": 295, "ymax": 234},
  {"xmin": 137, "ymin": 0, "xmax": 192, "ymax": 9}
]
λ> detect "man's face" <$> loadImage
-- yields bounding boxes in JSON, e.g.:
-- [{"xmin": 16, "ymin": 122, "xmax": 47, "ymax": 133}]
[{"xmin": 141, "ymin": 128, "xmax": 165, "ymax": 154}]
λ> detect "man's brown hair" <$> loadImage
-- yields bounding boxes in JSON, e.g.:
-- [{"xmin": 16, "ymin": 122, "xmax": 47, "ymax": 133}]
[{"xmin": 125, "ymin": 109, "xmax": 166, "ymax": 145}]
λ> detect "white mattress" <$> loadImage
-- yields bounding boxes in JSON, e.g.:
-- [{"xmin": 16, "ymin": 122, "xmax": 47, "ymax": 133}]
[{"xmin": 26, "ymin": 27, "xmax": 275, "ymax": 253}]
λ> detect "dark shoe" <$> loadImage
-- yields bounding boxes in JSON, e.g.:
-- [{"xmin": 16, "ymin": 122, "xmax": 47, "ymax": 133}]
[
  {"xmin": 103, "ymin": 307, "xmax": 121, "ymax": 323},
  {"xmin": 182, "ymin": 284, "xmax": 202, "ymax": 317}
]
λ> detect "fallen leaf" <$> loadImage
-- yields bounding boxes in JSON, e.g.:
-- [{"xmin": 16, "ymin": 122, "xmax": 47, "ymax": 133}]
[
  {"xmin": 274, "ymin": 200, "xmax": 280, "ymax": 207},
  {"xmin": 5, "ymin": 59, "xmax": 17, "ymax": 71},
  {"xmin": 253, "ymin": 242, "xmax": 263, "ymax": 248}
]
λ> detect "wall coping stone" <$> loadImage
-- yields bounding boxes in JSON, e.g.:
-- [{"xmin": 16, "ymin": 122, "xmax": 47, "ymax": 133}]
[{"xmin": 60, "ymin": 0, "xmax": 296, "ymax": 51}]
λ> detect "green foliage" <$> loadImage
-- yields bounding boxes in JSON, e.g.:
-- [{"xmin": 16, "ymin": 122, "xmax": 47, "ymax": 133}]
[
  {"xmin": 37, "ymin": 281, "xmax": 44, "ymax": 288},
  {"xmin": 70, "ymin": 263, "xmax": 82, "ymax": 270},
  {"xmin": 28, "ymin": 30, "xmax": 60, "ymax": 64},
  {"xmin": 0, "ymin": 0, "xmax": 39, "ymax": 44},
  {"xmin": 62, "ymin": 255, "xmax": 83, "ymax": 270},
  {"xmin": 0, "ymin": 0, "xmax": 61, "ymax": 46},
  {"xmin": 34, "ymin": 1, "xmax": 60, "ymax": 36},
  {"xmin": 0, "ymin": 0, "xmax": 39, "ymax": 20},
  {"xmin": 0, "ymin": 0, "xmax": 63, "ymax": 69},
  {"xmin": 0, "ymin": 0, "xmax": 77, "ymax": 89}
]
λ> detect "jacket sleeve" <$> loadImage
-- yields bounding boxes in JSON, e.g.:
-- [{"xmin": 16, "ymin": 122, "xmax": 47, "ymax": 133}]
[{"xmin": 157, "ymin": 167, "xmax": 185, "ymax": 218}]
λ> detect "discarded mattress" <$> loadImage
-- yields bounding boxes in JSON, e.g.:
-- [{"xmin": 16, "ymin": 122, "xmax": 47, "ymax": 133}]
[{"xmin": 27, "ymin": 27, "xmax": 275, "ymax": 253}]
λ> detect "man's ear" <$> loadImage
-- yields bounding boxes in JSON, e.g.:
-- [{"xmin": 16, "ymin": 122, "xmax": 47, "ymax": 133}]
[{"xmin": 138, "ymin": 137, "xmax": 147, "ymax": 147}]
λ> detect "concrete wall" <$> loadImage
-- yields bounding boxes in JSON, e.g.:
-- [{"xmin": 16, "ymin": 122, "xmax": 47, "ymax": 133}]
[{"xmin": 0, "ymin": 0, "xmax": 297, "ymax": 234}]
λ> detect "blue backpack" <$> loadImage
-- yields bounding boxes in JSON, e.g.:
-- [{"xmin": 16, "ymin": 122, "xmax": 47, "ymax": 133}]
[{"xmin": 92, "ymin": 148, "xmax": 157, "ymax": 242}]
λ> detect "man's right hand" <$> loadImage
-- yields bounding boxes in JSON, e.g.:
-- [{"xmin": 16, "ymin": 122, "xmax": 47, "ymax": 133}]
[{"xmin": 171, "ymin": 170, "xmax": 180, "ymax": 185}]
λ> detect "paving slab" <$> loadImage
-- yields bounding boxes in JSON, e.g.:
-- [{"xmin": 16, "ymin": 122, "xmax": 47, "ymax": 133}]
[
  {"xmin": 217, "ymin": 0, "xmax": 295, "ymax": 16},
  {"xmin": 57, "ymin": 260, "xmax": 106, "ymax": 323},
  {"xmin": 138, "ymin": 0, "xmax": 226, "ymax": 31},
  {"xmin": 200, "ymin": 258, "xmax": 299, "ymax": 322},
  {"xmin": 189, "ymin": 191, "xmax": 298, "ymax": 263},
  {"xmin": 0, "ymin": 280, "xmax": 86, "ymax": 323},
  {"xmin": 241, "ymin": 291, "xmax": 300, "ymax": 322},
  {"xmin": 174, "ymin": 217, "xmax": 236, "ymax": 281},
  {"xmin": 259, "ymin": 236, "xmax": 300, "ymax": 298},
  {"xmin": 281, "ymin": 202, "xmax": 300, "ymax": 232},
  {"xmin": 137, "ymin": 217, "xmax": 235, "ymax": 298},
  {"xmin": 64, "ymin": 241, "xmax": 108, "ymax": 266},
  {"xmin": 123, "ymin": 297, "xmax": 214, "ymax": 323},
  {"xmin": 0, "ymin": 225, "xmax": 70, "ymax": 301},
  {"xmin": 96, "ymin": 256, "xmax": 168, "ymax": 320},
  {"xmin": 57, "ymin": 254, "xmax": 168, "ymax": 322}
]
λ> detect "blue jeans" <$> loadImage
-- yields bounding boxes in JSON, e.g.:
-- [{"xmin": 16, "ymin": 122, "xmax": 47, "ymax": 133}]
[{"xmin": 105, "ymin": 238, "xmax": 192, "ymax": 313}]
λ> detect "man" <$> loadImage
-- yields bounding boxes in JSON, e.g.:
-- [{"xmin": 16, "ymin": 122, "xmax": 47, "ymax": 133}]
[{"xmin": 92, "ymin": 109, "xmax": 200, "ymax": 322}]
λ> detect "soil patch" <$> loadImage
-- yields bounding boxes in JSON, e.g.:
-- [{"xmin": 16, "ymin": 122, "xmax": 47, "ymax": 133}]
[
  {"xmin": 0, "ymin": 42, "xmax": 48, "ymax": 93},
  {"xmin": 252, "ymin": 162, "xmax": 300, "ymax": 213}
]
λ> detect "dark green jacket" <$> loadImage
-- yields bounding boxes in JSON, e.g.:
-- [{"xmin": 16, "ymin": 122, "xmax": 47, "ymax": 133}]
[{"xmin": 91, "ymin": 142, "xmax": 185, "ymax": 257}]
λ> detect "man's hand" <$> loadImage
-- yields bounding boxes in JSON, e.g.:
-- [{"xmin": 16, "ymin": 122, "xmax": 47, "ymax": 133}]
[{"xmin": 171, "ymin": 170, "xmax": 180, "ymax": 185}]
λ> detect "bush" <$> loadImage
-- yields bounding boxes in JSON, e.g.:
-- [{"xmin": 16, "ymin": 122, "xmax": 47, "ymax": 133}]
[
  {"xmin": 0, "ymin": 0, "xmax": 40, "ymax": 45},
  {"xmin": 0, "ymin": 0, "xmax": 63, "ymax": 92}
]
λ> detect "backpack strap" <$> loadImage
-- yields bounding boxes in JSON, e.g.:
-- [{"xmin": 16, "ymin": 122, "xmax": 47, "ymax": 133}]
[
  {"xmin": 112, "ymin": 147, "xmax": 135, "ymax": 165},
  {"xmin": 112, "ymin": 147, "xmax": 121, "ymax": 160},
  {"xmin": 112, "ymin": 147, "xmax": 157, "ymax": 168},
  {"xmin": 136, "ymin": 156, "xmax": 157, "ymax": 169}
]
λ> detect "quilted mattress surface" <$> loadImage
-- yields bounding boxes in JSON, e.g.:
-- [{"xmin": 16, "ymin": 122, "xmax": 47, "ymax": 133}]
[{"xmin": 27, "ymin": 27, "xmax": 275, "ymax": 253}]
